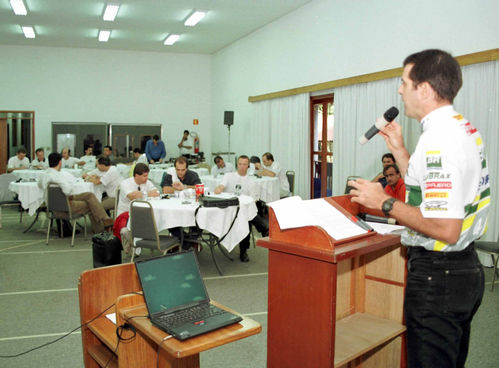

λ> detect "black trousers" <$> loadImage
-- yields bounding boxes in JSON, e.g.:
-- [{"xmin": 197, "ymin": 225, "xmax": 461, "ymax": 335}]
[
  {"xmin": 404, "ymin": 244, "xmax": 484, "ymax": 368},
  {"xmin": 239, "ymin": 214, "xmax": 268, "ymax": 253}
]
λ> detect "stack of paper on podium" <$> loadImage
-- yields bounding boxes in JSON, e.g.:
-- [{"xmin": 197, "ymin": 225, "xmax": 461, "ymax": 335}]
[{"xmin": 268, "ymin": 196, "xmax": 367, "ymax": 240}]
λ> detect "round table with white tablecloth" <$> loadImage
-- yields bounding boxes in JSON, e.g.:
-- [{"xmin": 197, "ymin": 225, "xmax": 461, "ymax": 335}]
[
  {"xmin": 8, "ymin": 181, "xmax": 102, "ymax": 216},
  {"xmin": 200, "ymin": 174, "xmax": 280, "ymax": 203},
  {"xmin": 11, "ymin": 169, "xmax": 46, "ymax": 181},
  {"xmin": 143, "ymin": 193, "xmax": 257, "ymax": 252}
]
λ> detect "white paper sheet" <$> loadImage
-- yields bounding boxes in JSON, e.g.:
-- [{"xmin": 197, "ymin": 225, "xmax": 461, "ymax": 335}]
[
  {"xmin": 268, "ymin": 196, "xmax": 367, "ymax": 240},
  {"xmin": 366, "ymin": 222, "xmax": 405, "ymax": 235}
]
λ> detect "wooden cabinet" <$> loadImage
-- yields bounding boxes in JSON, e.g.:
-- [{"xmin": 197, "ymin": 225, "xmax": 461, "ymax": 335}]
[
  {"xmin": 78, "ymin": 263, "xmax": 261, "ymax": 368},
  {"xmin": 257, "ymin": 195, "xmax": 407, "ymax": 368}
]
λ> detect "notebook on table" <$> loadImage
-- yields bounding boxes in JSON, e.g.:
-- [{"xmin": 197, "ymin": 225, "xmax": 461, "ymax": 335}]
[{"xmin": 135, "ymin": 251, "xmax": 242, "ymax": 340}]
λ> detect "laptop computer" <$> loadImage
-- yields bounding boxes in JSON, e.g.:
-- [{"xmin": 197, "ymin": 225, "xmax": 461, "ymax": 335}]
[{"xmin": 135, "ymin": 251, "xmax": 243, "ymax": 340}]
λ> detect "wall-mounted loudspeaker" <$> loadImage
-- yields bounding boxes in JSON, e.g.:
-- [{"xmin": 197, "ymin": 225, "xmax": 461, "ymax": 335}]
[{"xmin": 224, "ymin": 111, "xmax": 234, "ymax": 126}]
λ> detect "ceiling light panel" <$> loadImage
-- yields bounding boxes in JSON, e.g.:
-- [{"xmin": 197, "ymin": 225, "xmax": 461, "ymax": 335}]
[
  {"xmin": 103, "ymin": 3, "xmax": 120, "ymax": 21},
  {"xmin": 21, "ymin": 26, "xmax": 35, "ymax": 38},
  {"xmin": 10, "ymin": 0, "xmax": 27, "ymax": 15},
  {"xmin": 164, "ymin": 34, "xmax": 180, "ymax": 46},
  {"xmin": 98, "ymin": 30, "xmax": 111, "ymax": 42},
  {"xmin": 184, "ymin": 11, "xmax": 206, "ymax": 27}
]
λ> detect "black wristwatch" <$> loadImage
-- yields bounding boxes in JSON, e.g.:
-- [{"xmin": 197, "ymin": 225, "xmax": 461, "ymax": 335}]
[{"xmin": 382, "ymin": 197, "xmax": 397, "ymax": 216}]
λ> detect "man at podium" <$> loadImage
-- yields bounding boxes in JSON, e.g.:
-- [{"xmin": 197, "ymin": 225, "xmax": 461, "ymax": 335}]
[{"xmin": 348, "ymin": 49, "xmax": 490, "ymax": 368}]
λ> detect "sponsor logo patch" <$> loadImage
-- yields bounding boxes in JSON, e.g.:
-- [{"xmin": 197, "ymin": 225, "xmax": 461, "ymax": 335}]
[
  {"xmin": 424, "ymin": 200, "xmax": 448, "ymax": 211},
  {"xmin": 426, "ymin": 155, "xmax": 442, "ymax": 169},
  {"xmin": 426, "ymin": 181, "xmax": 452, "ymax": 190},
  {"xmin": 464, "ymin": 122, "xmax": 477, "ymax": 135},
  {"xmin": 425, "ymin": 192, "xmax": 449, "ymax": 198}
]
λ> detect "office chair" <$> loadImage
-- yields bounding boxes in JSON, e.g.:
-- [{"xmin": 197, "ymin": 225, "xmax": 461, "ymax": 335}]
[
  {"xmin": 286, "ymin": 170, "xmax": 295, "ymax": 196},
  {"xmin": 475, "ymin": 235, "xmax": 499, "ymax": 291}
]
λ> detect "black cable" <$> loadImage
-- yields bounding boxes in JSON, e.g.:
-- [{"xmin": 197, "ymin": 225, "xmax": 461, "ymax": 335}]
[
  {"xmin": 156, "ymin": 335, "xmax": 173, "ymax": 368},
  {"xmin": 194, "ymin": 205, "xmax": 240, "ymax": 243},
  {"xmin": 0, "ymin": 302, "xmax": 116, "ymax": 358}
]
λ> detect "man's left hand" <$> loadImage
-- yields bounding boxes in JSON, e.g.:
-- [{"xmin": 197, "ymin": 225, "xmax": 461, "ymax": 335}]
[{"xmin": 348, "ymin": 178, "xmax": 390, "ymax": 210}]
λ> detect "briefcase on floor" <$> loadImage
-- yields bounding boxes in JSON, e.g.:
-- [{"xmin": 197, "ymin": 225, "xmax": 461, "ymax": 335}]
[{"xmin": 92, "ymin": 232, "xmax": 122, "ymax": 268}]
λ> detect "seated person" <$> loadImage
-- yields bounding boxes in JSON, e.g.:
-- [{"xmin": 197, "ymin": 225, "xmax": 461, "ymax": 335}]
[
  {"xmin": 30, "ymin": 148, "xmax": 49, "ymax": 170},
  {"xmin": 80, "ymin": 146, "xmax": 97, "ymax": 172},
  {"xmin": 372, "ymin": 153, "xmax": 395, "ymax": 188},
  {"xmin": 256, "ymin": 152, "xmax": 290, "ymax": 198},
  {"xmin": 116, "ymin": 163, "xmax": 159, "ymax": 253},
  {"xmin": 211, "ymin": 155, "xmax": 235, "ymax": 177},
  {"xmin": 383, "ymin": 164, "xmax": 406, "ymax": 202},
  {"xmin": 133, "ymin": 148, "xmax": 148, "ymax": 165},
  {"xmin": 101, "ymin": 145, "xmax": 115, "ymax": 164},
  {"xmin": 177, "ymin": 130, "xmax": 193, "ymax": 156},
  {"xmin": 84, "ymin": 157, "xmax": 122, "ymax": 211},
  {"xmin": 38, "ymin": 153, "xmax": 113, "ymax": 233},
  {"xmin": 249, "ymin": 156, "xmax": 261, "ymax": 175},
  {"xmin": 61, "ymin": 147, "xmax": 85, "ymax": 169},
  {"xmin": 7, "ymin": 148, "xmax": 30, "ymax": 172},
  {"xmin": 145, "ymin": 134, "xmax": 166, "ymax": 163},
  {"xmin": 214, "ymin": 155, "xmax": 269, "ymax": 262},
  {"xmin": 161, "ymin": 156, "xmax": 201, "ymax": 194}
]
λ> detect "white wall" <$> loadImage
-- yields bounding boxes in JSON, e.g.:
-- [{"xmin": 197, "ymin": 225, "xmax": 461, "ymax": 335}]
[
  {"xmin": 210, "ymin": 0, "xmax": 499, "ymax": 155},
  {"xmin": 0, "ymin": 45, "xmax": 211, "ymax": 158}
]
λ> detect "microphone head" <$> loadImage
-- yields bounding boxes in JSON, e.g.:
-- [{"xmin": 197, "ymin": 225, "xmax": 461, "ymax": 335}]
[
  {"xmin": 359, "ymin": 136, "xmax": 368, "ymax": 145},
  {"xmin": 383, "ymin": 106, "xmax": 399, "ymax": 122}
]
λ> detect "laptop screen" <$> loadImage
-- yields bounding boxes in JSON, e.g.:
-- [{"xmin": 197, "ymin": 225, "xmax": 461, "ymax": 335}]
[{"xmin": 136, "ymin": 251, "xmax": 209, "ymax": 315}]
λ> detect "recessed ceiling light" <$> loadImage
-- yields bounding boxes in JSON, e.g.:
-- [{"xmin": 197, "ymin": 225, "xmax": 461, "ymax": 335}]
[
  {"xmin": 164, "ymin": 34, "xmax": 180, "ymax": 46},
  {"xmin": 10, "ymin": 0, "xmax": 27, "ymax": 15},
  {"xmin": 184, "ymin": 11, "xmax": 206, "ymax": 27},
  {"xmin": 21, "ymin": 26, "xmax": 35, "ymax": 39},
  {"xmin": 103, "ymin": 3, "xmax": 120, "ymax": 21},
  {"xmin": 98, "ymin": 30, "xmax": 111, "ymax": 42}
]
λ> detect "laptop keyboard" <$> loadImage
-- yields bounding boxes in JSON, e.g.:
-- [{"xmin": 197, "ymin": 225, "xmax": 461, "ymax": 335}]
[{"xmin": 157, "ymin": 304, "xmax": 226, "ymax": 328}]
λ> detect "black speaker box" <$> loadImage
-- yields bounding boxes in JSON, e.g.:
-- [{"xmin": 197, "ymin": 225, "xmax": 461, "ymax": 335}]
[{"xmin": 224, "ymin": 111, "xmax": 234, "ymax": 126}]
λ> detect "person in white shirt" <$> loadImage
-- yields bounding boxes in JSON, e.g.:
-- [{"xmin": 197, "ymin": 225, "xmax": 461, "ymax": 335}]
[
  {"xmin": 211, "ymin": 155, "xmax": 235, "ymax": 177},
  {"xmin": 7, "ymin": 148, "xmax": 30, "ymax": 172},
  {"xmin": 116, "ymin": 163, "xmax": 159, "ymax": 217},
  {"xmin": 178, "ymin": 130, "xmax": 193, "ymax": 156},
  {"xmin": 38, "ymin": 152, "xmax": 113, "ymax": 233},
  {"xmin": 84, "ymin": 156, "xmax": 122, "ymax": 211},
  {"xmin": 30, "ymin": 148, "xmax": 49, "ymax": 170},
  {"xmin": 257, "ymin": 152, "xmax": 290, "ymax": 198},
  {"xmin": 214, "ymin": 155, "xmax": 268, "ymax": 262},
  {"xmin": 80, "ymin": 146, "xmax": 97, "ymax": 172},
  {"xmin": 61, "ymin": 147, "xmax": 84, "ymax": 169},
  {"xmin": 133, "ymin": 148, "xmax": 148, "ymax": 165}
]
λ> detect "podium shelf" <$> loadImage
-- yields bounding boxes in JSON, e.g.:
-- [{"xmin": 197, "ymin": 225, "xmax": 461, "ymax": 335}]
[
  {"xmin": 334, "ymin": 312, "xmax": 406, "ymax": 367},
  {"xmin": 88, "ymin": 344, "xmax": 118, "ymax": 368},
  {"xmin": 87, "ymin": 316, "xmax": 118, "ymax": 352}
]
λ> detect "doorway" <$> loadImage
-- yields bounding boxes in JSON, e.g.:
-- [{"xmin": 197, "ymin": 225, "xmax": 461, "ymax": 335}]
[
  {"xmin": 310, "ymin": 95, "xmax": 334, "ymax": 198},
  {"xmin": 0, "ymin": 111, "xmax": 35, "ymax": 174}
]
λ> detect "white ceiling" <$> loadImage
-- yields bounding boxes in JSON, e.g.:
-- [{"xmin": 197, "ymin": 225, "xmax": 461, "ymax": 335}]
[{"xmin": 0, "ymin": 0, "xmax": 311, "ymax": 54}]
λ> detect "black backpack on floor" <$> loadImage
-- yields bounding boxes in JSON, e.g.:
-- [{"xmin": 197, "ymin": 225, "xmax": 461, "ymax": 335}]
[{"xmin": 92, "ymin": 232, "xmax": 122, "ymax": 268}]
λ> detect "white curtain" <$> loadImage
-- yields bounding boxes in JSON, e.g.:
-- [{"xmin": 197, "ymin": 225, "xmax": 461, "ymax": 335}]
[
  {"xmin": 333, "ymin": 60, "xmax": 499, "ymax": 241},
  {"xmin": 250, "ymin": 93, "xmax": 310, "ymax": 199}
]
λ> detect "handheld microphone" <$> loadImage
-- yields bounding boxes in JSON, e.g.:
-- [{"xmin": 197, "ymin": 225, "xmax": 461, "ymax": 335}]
[
  {"xmin": 361, "ymin": 213, "xmax": 397, "ymax": 225},
  {"xmin": 359, "ymin": 106, "xmax": 399, "ymax": 145}
]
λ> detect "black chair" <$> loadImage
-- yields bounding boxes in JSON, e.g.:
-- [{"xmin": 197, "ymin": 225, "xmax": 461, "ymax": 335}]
[
  {"xmin": 475, "ymin": 236, "xmax": 499, "ymax": 291},
  {"xmin": 129, "ymin": 200, "xmax": 180, "ymax": 262},
  {"xmin": 0, "ymin": 173, "xmax": 23, "ymax": 229},
  {"xmin": 46, "ymin": 184, "xmax": 87, "ymax": 247},
  {"xmin": 286, "ymin": 170, "xmax": 295, "ymax": 196}
]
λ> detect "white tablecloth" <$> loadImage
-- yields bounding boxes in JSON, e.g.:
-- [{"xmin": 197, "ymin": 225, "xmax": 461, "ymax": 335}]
[
  {"xmin": 199, "ymin": 175, "xmax": 280, "ymax": 203},
  {"xmin": 149, "ymin": 163, "xmax": 173, "ymax": 170},
  {"xmin": 9, "ymin": 181, "xmax": 101, "ymax": 216},
  {"xmin": 11, "ymin": 169, "xmax": 45, "ymax": 181},
  {"xmin": 144, "ymin": 193, "xmax": 257, "ymax": 252},
  {"xmin": 148, "ymin": 167, "xmax": 210, "ymax": 186}
]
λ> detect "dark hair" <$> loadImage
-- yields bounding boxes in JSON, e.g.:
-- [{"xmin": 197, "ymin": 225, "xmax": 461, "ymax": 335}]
[
  {"xmin": 214, "ymin": 155, "xmax": 223, "ymax": 164},
  {"xmin": 250, "ymin": 156, "xmax": 261, "ymax": 164},
  {"xmin": 381, "ymin": 153, "xmax": 395, "ymax": 163},
  {"xmin": 153, "ymin": 134, "xmax": 159, "ymax": 141},
  {"xmin": 97, "ymin": 156, "xmax": 111, "ymax": 166},
  {"xmin": 403, "ymin": 49, "xmax": 462, "ymax": 103},
  {"xmin": 133, "ymin": 163, "xmax": 149, "ymax": 176},
  {"xmin": 35, "ymin": 148, "xmax": 44, "ymax": 154},
  {"xmin": 48, "ymin": 152, "xmax": 62, "ymax": 168},
  {"xmin": 61, "ymin": 147, "xmax": 71, "ymax": 155},
  {"xmin": 175, "ymin": 156, "xmax": 188, "ymax": 167},
  {"xmin": 133, "ymin": 148, "xmax": 141, "ymax": 154},
  {"xmin": 238, "ymin": 155, "xmax": 250, "ymax": 162},
  {"xmin": 183, "ymin": 130, "xmax": 189, "ymax": 135},
  {"xmin": 104, "ymin": 145, "xmax": 112, "ymax": 151},
  {"xmin": 262, "ymin": 152, "xmax": 274, "ymax": 162},
  {"xmin": 383, "ymin": 164, "xmax": 400, "ymax": 176},
  {"xmin": 16, "ymin": 147, "xmax": 27, "ymax": 154},
  {"xmin": 84, "ymin": 145, "xmax": 92, "ymax": 152}
]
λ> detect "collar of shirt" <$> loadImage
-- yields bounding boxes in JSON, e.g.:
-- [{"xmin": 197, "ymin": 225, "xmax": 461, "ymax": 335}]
[{"xmin": 420, "ymin": 104, "xmax": 454, "ymax": 131}]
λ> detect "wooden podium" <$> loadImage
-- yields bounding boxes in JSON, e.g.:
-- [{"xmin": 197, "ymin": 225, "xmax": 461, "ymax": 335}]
[
  {"xmin": 78, "ymin": 262, "xmax": 261, "ymax": 368},
  {"xmin": 257, "ymin": 195, "xmax": 407, "ymax": 368}
]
